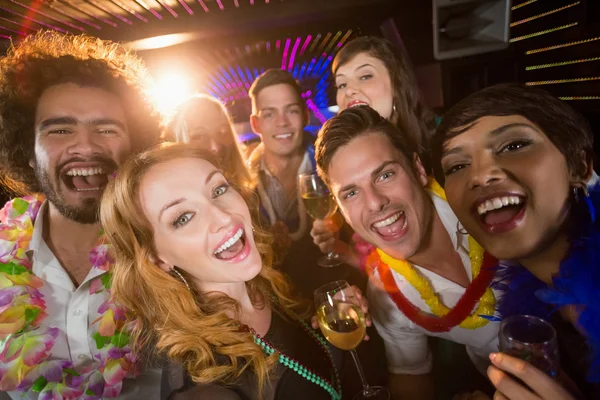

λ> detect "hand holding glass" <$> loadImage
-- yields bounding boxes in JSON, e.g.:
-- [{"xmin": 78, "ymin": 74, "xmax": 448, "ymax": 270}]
[
  {"xmin": 299, "ymin": 172, "xmax": 341, "ymax": 267},
  {"xmin": 314, "ymin": 281, "xmax": 390, "ymax": 400},
  {"xmin": 499, "ymin": 315, "xmax": 560, "ymax": 380}
]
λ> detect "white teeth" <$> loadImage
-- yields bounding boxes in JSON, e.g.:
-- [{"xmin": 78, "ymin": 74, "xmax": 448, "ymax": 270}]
[
  {"xmin": 66, "ymin": 167, "xmax": 105, "ymax": 177},
  {"xmin": 349, "ymin": 102, "xmax": 368, "ymax": 108},
  {"xmin": 214, "ymin": 228, "xmax": 243, "ymax": 255},
  {"xmin": 75, "ymin": 187, "xmax": 101, "ymax": 192},
  {"xmin": 274, "ymin": 133, "xmax": 293, "ymax": 139},
  {"xmin": 373, "ymin": 212, "xmax": 402, "ymax": 228},
  {"xmin": 477, "ymin": 196, "xmax": 523, "ymax": 216}
]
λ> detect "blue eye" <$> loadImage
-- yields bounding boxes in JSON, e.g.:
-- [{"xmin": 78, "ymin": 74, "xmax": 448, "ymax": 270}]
[{"xmin": 173, "ymin": 212, "xmax": 194, "ymax": 228}]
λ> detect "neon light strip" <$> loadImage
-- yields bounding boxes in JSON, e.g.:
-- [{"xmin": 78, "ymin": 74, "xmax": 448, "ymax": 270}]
[
  {"xmin": 281, "ymin": 38, "xmax": 291, "ymax": 70},
  {"xmin": 178, "ymin": 0, "xmax": 194, "ymax": 14},
  {"xmin": 44, "ymin": 0, "xmax": 102, "ymax": 29},
  {"xmin": 526, "ymin": 56, "xmax": 600, "ymax": 70},
  {"xmin": 10, "ymin": 0, "xmax": 85, "ymax": 31},
  {"xmin": 309, "ymin": 34, "xmax": 322, "ymax": 53},
  {"xmin": 338, "ymin": 30, "xmax": 353, "ymax": 49},
  {"xmin": 0, "ymin": 24, "xmax": 25, "ymax": 35},
  {"xmin": 306, "ymin": 98, "xmax": 326, "ymax": 124},
  {"xmin": 512, "ymin": 0, "xmax": 537, "ymax": 10},
  {"xmin": 300, "ymin": 35, "xmax": 312, "ymax": 55},
  {"xmin": 325, "ymin": 31, "xmax": 342, "ymax": 53},
  {"xmin": 0, "ymin": 15, "xmax": 37, "ymax": 31},
  {"xmin": 288, "ymin": 37, "xmax": 302, "ymax": 70},
  {"xmin": 88, "ymin": 0, "xmax": 134, "ymax": 24},
  {"xmin": 0, "ymin": 34, "xmax": 10, "ymax": 39},
  {"xmin": 526, "ymin": 76, "xmax": 600, "ymax": 86},
  {"xmin": 155, "ymin": 0, "xmax": 178, "ymax": 17},
  {"xmin": 0, "ymin": 5, "xmax": 67, "ymax": 32},
  {"xmin": 510, "ymin": 2, "xmax": 579, "ymax": 27},
  {"xmin": 197, "ymin": 0, "xmax": 209, "ymax": 12},
  {"xmin": 215, "ymin": 0, "xmax": 224, "ymax": 10},
  {"xmin": 61, "ymin": 0, "xmax": 118, "ymax": 27},
  {"xmin": 317, "ymin": 32, "xmax": 332, "ymax": 53},
  {"xmin": 559, "ymin": 96, "xmax": 600, "ymax": 100},
  {"xmin": 234, "ymin": 0, "xmax": 239, "ymax": 7},
  {"xmin": 510, "ymin": 22, "xmax": 577, "ymax": 42},
  {"xmin": 526, "ymin": 36, "xmax": 600, "ymax": 55},
  {"xmin": 134, "ymin": 0, "xmax": 163, "ymax": 19},
  {"xmin": 109, "ymin": 0, "xmax": 149, "ymax": 22}
]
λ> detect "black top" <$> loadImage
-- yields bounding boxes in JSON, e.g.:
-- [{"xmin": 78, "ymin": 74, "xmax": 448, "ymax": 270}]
[{"xmin": 164, "ymin": 311, "xmax": 344, "ymax": 400}]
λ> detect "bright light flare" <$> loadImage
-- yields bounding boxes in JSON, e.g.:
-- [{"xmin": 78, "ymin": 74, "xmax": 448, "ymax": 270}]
[{"xmin": 150, "ymin": 72, "xmax": 191, "ymax": 116}]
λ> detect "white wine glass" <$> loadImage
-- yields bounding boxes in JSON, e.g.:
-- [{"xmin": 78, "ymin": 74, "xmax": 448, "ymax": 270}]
[
  {"xmin": 314, "ymin": 281, "xmax": 390, "ymax": 400},
  {"xmin": 298, "ymin": 171, "xmax": 342, "ymax": 267}
]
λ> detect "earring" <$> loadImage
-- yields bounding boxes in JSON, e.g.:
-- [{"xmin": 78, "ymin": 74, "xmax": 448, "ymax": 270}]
[
  {"xmin": 170, "ymin": 268, "xmax": 191, "ymax": 291},
  {"xmin": 392, "ymin": 100, "xmax": 397, "ymax": 114}
]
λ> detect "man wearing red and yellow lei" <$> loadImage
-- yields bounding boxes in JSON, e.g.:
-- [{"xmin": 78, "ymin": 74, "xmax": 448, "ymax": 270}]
[
  {"xmin": 312, "ymin": 106, "xmax": 502, "ymax": 400},
  {"xmin": 0, "ymin": 31, "xmax": 161, "ymax": 399}
]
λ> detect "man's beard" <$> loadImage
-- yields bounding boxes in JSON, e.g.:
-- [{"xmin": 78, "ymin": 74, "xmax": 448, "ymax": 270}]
[{"xmin": 34, "ymin": 164, "xmax": 100, "ymax": 224}]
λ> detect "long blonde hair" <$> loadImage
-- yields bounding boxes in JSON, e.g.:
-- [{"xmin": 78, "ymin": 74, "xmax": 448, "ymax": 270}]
[
  {"xmin": 165, "ymin": 94, "xmax": 253, "ymax": 190},
  {"xmin": 100, "ymin": 143, "xmax": 307, "ymax": 393}
]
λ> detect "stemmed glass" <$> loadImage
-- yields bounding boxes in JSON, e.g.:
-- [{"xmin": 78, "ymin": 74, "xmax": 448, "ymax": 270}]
[
  {"xmin": 499, "ymin": 315, "xmax": 560, "ymax": 380},
  {"xmin": 314, "ymin": 281, "xmax": 390, "ymax": 400},
  {"xmin": 298, "ymin": 171, "xmax": 342, "ymax": 267}
]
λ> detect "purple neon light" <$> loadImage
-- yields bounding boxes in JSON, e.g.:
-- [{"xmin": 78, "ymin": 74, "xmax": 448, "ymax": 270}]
[
  {"xmin": 250, "ymin": 0, "xmax": 254, "ymax": 4},
  {"xmin": 178, "ymin": 0, "xmax": 194, "ymax": 14},
  {"xmin": 215, "ymin": 0, "xmax": 224, "ymax": 10},
  {"xmin": 300, "ymin": 35, "xmax": 312, "ymax": 55},
  {"xmin": 0, "ymin": 6, "xmax": 68, "ymax": 33},
  {"xmin": 0, "ymin": 24, "xmax": 25, "ymax": 36},
  {"xmin": 110, "ymin": 0, "xmax": 149, "ymax": 22},
  {"xmin": 245, "ymin": 45, "xmax": 251, "ymax": 54},
  {"xmin": 287, "ymin": 37, "xmax": 301, "ymax": 71},
  {"xmin": 156, "ymin": 0, "xmax": 178, "ymax": 17},
  {"xmin": 10, "ymin": 0, "xmax": 85, "ymax": 31},
  {"xmin": 0, "ymin": 15, "xmax": 37, "ymax": 32},
  {"xmin": 234, "ymin": 0, "xmax": 240, "ymax": 7},
  {"xmin": 88, "ymin": 0, "xmax": 134, "ymax": 24},
  {"xmin": 281, "ymin": 38, "xmax": 291, "ymax": 70},
  {"xmin": 0, "ymin": 34, "xmax": 10, "ymax": 39},
  {"xmin": 43, "ymin": 1, "xmax": 102, "ymax": 30},
  {"xmin": 276, "ymin": 39, "xmax": 281, "ymax": 51},
  {"xmin": 134, "ymin": 0, "xmax": 163, "ymax": 20},
  {"xmin": 306, "ymin": 98, "xmax": 326, "ymax": 124},
  {"xmin": 197, "ymin": 0, "xmax": 209, "ymax": 12},
  {"xmin": 266, "ymin": 41, "xmax": 271, "ymax": 52}
]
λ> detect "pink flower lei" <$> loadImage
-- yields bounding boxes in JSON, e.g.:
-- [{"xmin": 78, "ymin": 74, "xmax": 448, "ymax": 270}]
[{"xmin": 0, "ymin": 195, "xmax": 137, "ymax": 399}]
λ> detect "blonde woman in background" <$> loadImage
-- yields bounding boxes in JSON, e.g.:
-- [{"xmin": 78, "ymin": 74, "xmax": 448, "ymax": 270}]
[{"xmin": 167, "ymin": 94, "xmax": 253, "ymax": 190}]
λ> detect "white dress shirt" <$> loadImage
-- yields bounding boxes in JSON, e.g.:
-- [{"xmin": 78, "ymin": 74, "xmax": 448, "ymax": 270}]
[
  {"xmin": 5, "ymin": 202, "xmax": 161, "ymax": 400},
  {"xmin": 368, "ymin": 193, "xmax": 501, "ymax": 376}
]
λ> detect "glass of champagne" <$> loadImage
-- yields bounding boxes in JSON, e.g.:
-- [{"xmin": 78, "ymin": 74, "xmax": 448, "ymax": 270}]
[
  {"xmin": 499, "ymin": 315, "xmax": 560, "ymax": 380},
  {"xmin": 298, "ymin": 171, "xmax": 342, "ymax": 267},
  {"xmin": 314, "ymin": 281, "xmax": 390, "ymax": 400}
]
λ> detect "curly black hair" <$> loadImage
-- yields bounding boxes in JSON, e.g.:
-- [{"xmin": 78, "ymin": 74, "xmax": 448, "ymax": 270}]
[{"xmin": 0, "ymin": 30, "xmax": 162, "ymax": 195}]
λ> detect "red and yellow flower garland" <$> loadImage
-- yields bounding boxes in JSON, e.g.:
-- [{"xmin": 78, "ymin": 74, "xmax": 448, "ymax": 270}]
[{"xmin": 363, "ymin": 179, "xmax": 498, "ymax": 332}]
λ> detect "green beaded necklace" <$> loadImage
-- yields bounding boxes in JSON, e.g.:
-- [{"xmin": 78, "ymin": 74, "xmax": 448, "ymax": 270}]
[{"xmin": 246, "ymin": 317, "xmax": 342, "ymax": 400}]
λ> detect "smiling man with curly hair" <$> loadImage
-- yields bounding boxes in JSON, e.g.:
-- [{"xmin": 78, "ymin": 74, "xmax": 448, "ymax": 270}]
[{"xmin": 0, "ymin": 31, "xmax": 162, "ymax": 399}]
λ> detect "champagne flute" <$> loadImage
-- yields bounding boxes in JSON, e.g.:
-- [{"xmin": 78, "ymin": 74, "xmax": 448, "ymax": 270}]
[
  {"xmin": 314, "ymin": 281, "xmax": 390, "ymax": 400},
  {"xmin": 298, "ymin": 171, "xmax": 342, "ymax": 267},
  {"xmin": 499, "ymin": 315, "xmax": 560, "ymax": 380}
]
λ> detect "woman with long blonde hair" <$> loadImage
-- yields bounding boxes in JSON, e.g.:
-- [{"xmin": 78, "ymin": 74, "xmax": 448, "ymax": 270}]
[
  {"xmin": 100, "ymin": 143, "xmax": 355, "ymax": 400},
  {"xmin": 166, "ymin": 94, "xmax": 253, "ymax": 190}
]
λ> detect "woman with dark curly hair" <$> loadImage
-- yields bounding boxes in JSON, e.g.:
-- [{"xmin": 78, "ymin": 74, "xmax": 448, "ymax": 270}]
[{"xmin": 0, "ymin": 30, "xmax": 162, "ymax": 399}]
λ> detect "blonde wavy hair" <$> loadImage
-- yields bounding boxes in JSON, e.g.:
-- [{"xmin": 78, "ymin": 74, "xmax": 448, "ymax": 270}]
[
  {"xmin": 165, "ymin": 94, "xmax": 253, "ymax": 191},
  {"xmin": 100, "ymin": 143, "xmax": 308, "ymax": 394}
]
